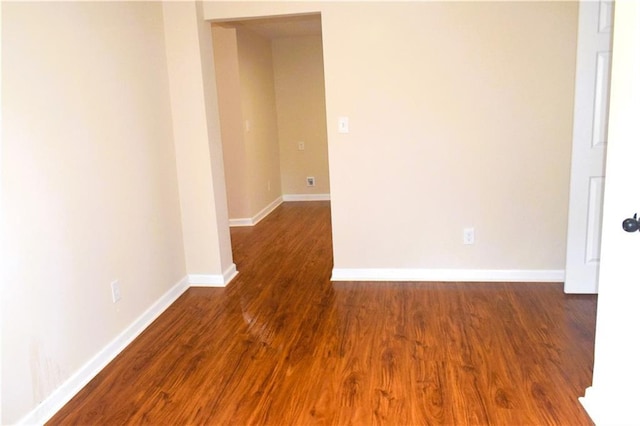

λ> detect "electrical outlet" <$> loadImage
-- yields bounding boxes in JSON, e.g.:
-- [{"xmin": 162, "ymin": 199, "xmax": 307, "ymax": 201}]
[
  {"xmin": 298, "ymin": 141, "xmax": 305, "ymax": 151},
  {"xmin": 110, "ymin": 280, "xmax": 122, "ymax": 303},
  {"xmin": 338, "ymin": 116, "xmax": 349, "ymax": 133},
  {"xmin": 306, "ymin": 176, "xmax": 316, "ymax": 187},
  {"xmin": 463, "ymin": 228, "xmax": 475, "ymax": 245}
]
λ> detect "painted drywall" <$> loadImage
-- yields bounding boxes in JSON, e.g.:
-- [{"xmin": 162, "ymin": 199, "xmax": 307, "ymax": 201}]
[
  {"xmin": 206, "ymin": 1, "xmax": 578, "ymax": 272},
  {"xmin": 237, "ymin": 28, "xmax": 283, "ymax": 218},
  {"xmin": 211, "ymin": 25, "xmax": 281, "ymax": 222},
  {"xmin": 205, "ymin": 1, "xmax": 320, "ymax": 21},
  {"xmin": 212, "ymin": 25, "xmax": 283, "ymax": 222},
  {"xmin": 212, "ymin": 25, "xmax": 251, "ymax": 220},
  {"xmin": 272, "ymin": 35, "xmax": 330, "ymax": 196},
  {"xmin": 0, "ymin": 0, "xmax": 581, "ymax": 422},
  {"xmin": 193, "ymin": 2, "xmax": 236, "ymax": 273},
  {"xmin": 163, "ymin": 1, "xmax": 234, "ymax": 277},
  {"xmin": 1, "ymin": 2, "xmax": 187, "ymax": 423},
  {"xmin": 213, "ymin": 25, "xmax": 329, "ymax": 222}
]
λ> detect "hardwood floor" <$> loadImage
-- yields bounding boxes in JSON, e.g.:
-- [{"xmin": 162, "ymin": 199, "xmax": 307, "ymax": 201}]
[{"xmin": 49, "ymin": 201, "xmax": 597, "ymax": 425}]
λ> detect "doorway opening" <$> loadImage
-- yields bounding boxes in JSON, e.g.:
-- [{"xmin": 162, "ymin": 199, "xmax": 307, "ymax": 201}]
[{"xmin": 210, "ymin": 13, "xmax": 330, "ymax": 236}]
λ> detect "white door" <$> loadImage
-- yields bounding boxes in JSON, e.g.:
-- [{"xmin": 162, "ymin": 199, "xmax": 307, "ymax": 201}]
[
  {"xmin": 564, "ymin": 0, "xmax": 613, "ymax": 294},
  {"xmin": 579, "ymin": 0, "xmax": 640, "ymax": 422}
]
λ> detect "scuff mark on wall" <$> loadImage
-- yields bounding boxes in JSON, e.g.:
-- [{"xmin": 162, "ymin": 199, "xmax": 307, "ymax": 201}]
[{"xmin": 29, "ymin": 340, "xmax": 65, "ymax": 405}]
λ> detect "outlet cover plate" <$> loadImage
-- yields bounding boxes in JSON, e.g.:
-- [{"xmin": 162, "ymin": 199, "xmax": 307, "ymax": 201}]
[
  {"xmin": 463, "ymin": 228, "xmax": 475, "ymax": 245},
  {"xmin": 111, "ymin": 280, "xmax": 122, "ymax": 303}
]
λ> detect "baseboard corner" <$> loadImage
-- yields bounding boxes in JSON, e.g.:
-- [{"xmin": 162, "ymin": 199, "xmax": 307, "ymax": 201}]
[
  {"xmin": 229, "ymin": 197, "xmax": 283, "ymax": 227},
  {"xmin": 223, "ymin": 263, "xmax": 238, "ymax": 285}
]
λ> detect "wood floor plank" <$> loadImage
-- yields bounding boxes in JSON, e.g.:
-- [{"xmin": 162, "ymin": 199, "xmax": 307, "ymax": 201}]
[{"xmin": 48, "ymin": 201, "xmax": 596, "ymax": 425}]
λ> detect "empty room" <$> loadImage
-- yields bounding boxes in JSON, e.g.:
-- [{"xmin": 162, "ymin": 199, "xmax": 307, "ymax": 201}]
[{"xmin": 2, "ymin": 1, "xmax": 638, "ymax": 425}]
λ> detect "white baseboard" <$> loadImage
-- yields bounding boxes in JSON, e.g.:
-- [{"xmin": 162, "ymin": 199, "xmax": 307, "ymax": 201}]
[
  {"xmin": 188, "ymin": 263, "xmax": 238, "ymax": 287},
  {"xmin": 18, "ymin": 263, "xmax": 240, "ymax": 425},
  {"xmin": 282, "ymin": 193, "xmax": 330, "ymax": 201},
  {"xmin": 223, "ymin": 264, "xmax": 239, "ymax": 284},
  {"xmin": 228, "ymin": 195, "xmax": 330, "ymax": 226},
  {"xmin": 18, "ymin": 264, "xmax": 559, "ymax": 424},
  {"xmin": 229, "ymin": 197, "xmax": 282, "ymax": 227},
  {"xmin": 228, "ymin": 217, "xmax": 253, "ymax": 227},
  {"xmin": 331, "ymin": 268, "xmax": 565, "ymax": 282},
  {"xmin": 18, "ymin": 276, "xmax": 191, "ymax": 425}
]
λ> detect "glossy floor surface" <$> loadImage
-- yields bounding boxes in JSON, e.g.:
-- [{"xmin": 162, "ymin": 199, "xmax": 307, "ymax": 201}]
[{"xmin": 49, "ymin": 201, "xmax": 596, "ymax": 425}]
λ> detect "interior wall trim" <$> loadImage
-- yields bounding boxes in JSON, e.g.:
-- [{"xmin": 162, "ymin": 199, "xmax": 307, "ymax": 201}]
[
  {"xmin": 331, "ymin": 268, "xmax": 565, "ymax": 283},
  {"xmin": 188, "ymin": 264, "xmax": 238, "ymax": 287},
  {"xmin": 282, "ymin": 193, "xmax": 331, "ymax": 201},
  {"xmin": 228, "ymin": 196, "xmax": 283, "ymax": 227}
]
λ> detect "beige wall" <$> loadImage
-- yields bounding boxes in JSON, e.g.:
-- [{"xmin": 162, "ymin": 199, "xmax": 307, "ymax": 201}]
[
  {"xmin": 163, "ymin": 1, "xmax": 234, "ymax": 275},
  {"xmin": 1, "ymin": 2, "xmax": 186, "ymax": 423},
  {"xmin": 212, "ymin": 25, "xmax": 251, "ymax": 219},
  {"xmin": 237, "ymin": 28, "xmax": 283, "ymax": 215},
  {"xmin": 213, "ymin": 26, "xmax": 330, "ymax": 219},
  {"xmin": 213, "ymin": 26, "xmax": 282, "ymax": 221},
  {"xmin": 1, "ymin": 2, "xmax": 235, "ymax": 423},
  {"xmin": 273, "ymin": 35, "xmax": 330, "ymax": 195},
  {"xmin": 206, "ymin": 1, "xmax": 578, "ymax": 271},
  {"xmin": 0, "ymin": 0, "xmax": 580, "ymax": 422},
  {"xmin": 197, "ymin": 4, "xmax": 235, "ymax": 271}
]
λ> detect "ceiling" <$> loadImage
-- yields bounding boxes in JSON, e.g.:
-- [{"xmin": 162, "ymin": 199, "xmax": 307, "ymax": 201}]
[{"xmin": 214, "ymin": 14, "xmax": 322, "ymax": 39}]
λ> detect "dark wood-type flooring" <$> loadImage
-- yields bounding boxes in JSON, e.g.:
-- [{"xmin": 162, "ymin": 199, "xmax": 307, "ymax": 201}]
[{"xmin": 49, "ymin": 201, "xmax": 597, "ymax": 425}]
